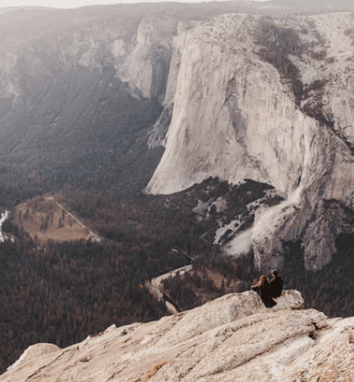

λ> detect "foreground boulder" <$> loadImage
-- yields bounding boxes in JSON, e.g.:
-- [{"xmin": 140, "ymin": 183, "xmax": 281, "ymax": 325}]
[{"xmin": 1, "ymin": 290, "xmax": 354, "ymax": 381}]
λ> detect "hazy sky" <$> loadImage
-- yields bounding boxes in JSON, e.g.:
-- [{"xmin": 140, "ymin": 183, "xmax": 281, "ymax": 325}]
[{"xmin": 0, "ymin": 0, "xmax": 236, "ymax": 8}]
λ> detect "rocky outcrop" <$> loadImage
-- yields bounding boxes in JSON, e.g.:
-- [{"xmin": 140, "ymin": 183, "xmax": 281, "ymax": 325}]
[
  {"xmin": 146, "ymin": 11, "xmax": 354, "ymax": 271},
  {"xmin": 2, "ymin": 290, "xmax": 354, "ymax": 381}
]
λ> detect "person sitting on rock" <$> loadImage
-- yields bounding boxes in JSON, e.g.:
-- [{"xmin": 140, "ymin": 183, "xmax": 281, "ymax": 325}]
[
  {"xmin": 269, "ymin": 270, "xmax": 283, "ymax": 298},
  {"xmin": 251, "ymin": 275, "xmax": 276, "ymax": 307}
]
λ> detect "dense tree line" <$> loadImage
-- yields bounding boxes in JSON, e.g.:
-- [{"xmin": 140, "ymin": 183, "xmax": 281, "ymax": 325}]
[
  {"xmin": 3, "ymin": 165, "xmax": 354, "ymax": 375},
  {"xmin": 161, "ymin": 252, "xmax": 256, "ymax": 311},
  {"xmin": 282, "ymin": 236, "xmax": 354, "ymax": 318},
  {"xmin": 0, "ymin": 176, "xmax": 271, "ymax": 374},
  {"xmin": 0, "ymin": 238, "xmax": 178, "ymax": 373},
  {"xmin": 2, "ymin": 178, "xmax": 354, "ymax": 375}
]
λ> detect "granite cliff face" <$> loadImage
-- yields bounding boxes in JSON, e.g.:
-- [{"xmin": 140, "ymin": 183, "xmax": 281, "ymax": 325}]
[
  {"xmin": 2, "ymin": 4, "xmax": 354, "ymax": 271},
  {"xmin": 2, "ymin": 290, "xmax": 354, "ymax": 382},
  {"xmin": 146, "ymin": 11, "xmax": 354, "ymax": 272},
  {"xmin": 0, "ymin": 2, "xmax": 277, "ymax": 198}
]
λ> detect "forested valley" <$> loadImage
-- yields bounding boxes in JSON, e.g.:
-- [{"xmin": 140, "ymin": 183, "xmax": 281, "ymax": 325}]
[{"xmin": 2, "ymin": 161, "xmax": 354, "ymax": 374}]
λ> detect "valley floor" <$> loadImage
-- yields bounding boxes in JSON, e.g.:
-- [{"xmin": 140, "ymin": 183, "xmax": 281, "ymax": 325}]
[{"xmin": 13, "ymin": 195, "xmax": 100, "ymax": 243}]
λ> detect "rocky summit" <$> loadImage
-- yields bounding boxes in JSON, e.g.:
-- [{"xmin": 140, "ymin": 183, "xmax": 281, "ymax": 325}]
[{"xmin": 1, "ymin": 290, "xmax": 354, "ymax": 381}]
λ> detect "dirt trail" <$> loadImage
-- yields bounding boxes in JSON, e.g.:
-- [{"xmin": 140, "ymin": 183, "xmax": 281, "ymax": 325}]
[{"xmin": 53, "ymin": 199, "xmax": 101, "ymax": 242}]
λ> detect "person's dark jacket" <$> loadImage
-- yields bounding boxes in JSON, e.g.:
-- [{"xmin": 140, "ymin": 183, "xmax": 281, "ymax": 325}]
[
  {"xmin": 269, "ymin": 273, "xmax": 283, "ymax": 298},
  {"xmin": 251, "ymin": 276, "xmax": 276, "ymax": 307}
]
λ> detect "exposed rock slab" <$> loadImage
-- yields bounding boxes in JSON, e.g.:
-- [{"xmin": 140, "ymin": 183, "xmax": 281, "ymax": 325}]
[{"xmin": 2, "ymin": 290, "xmax": 354, "ymax": 382}]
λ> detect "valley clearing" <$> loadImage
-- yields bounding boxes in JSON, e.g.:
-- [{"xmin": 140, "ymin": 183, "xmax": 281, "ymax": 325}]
[{"xmin": 12, "ymin": 195, "xmax": 101, "ymax": 243}]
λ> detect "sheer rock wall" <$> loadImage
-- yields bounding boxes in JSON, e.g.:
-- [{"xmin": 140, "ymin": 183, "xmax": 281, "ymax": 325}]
[{"xmin": 146, "ymin": 12, "xmax": 354, "ymax": 271}]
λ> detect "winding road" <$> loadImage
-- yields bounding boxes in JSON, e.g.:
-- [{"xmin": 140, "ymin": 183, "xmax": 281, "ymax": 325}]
[{"xmin": 146, "ymin": 259, "xmax": 194, "ymax": 314}]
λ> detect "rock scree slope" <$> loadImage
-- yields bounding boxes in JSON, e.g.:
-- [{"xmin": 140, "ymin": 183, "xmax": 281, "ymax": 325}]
[{"xmin": 2, "ymin": 290, "xmax": 354, "ymax": 381}]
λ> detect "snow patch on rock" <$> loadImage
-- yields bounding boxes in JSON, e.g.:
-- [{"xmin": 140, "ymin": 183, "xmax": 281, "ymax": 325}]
[{"xmin": 224, "ymin": 228, "xmax": 253, "ymax": 258}]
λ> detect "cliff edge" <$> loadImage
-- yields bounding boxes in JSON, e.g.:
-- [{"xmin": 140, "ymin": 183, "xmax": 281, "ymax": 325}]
[{"xmin": 2, "ymin": 290, "xmax": 354, "ymax": 381}]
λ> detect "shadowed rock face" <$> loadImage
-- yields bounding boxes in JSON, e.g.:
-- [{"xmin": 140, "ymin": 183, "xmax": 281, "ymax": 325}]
[{"xmin": 2, "ymin": 290, "xmax": 354, "ymax": 382}]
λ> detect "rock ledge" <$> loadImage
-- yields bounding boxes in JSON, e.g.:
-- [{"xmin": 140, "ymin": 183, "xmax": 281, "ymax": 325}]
[{"xmin": 2, "ymin": 290, "xmax": 354, "ymax": 381}]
